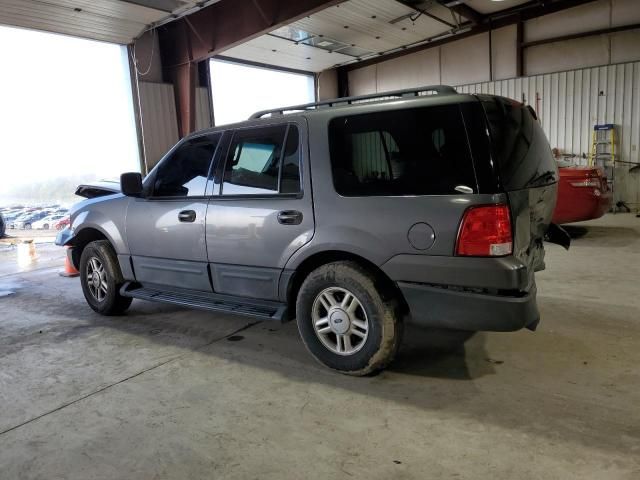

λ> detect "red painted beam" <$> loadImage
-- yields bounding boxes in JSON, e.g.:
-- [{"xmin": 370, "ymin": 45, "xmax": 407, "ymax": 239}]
[
  {"xmin": 159, "ymin": 0, "xmax": 344, "ymax": 68},
  {"xmin": 158, "ymin": 0, "xmax": 342, "ymax": 136}
]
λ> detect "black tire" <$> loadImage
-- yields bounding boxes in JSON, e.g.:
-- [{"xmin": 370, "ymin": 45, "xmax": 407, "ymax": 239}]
[
  {"xmin": 296, "ymin": 261, "xmax": 403, "ymax": 376},
  {"xmin": 79, "ymin": 240, "xmax": 132, "ymax": 316},
  {"xmin": 43, "ymin": 224, "xmax": 49, "ymax": 230},
  {"xmin": 24, "ymin": 223, "xmax": 32, "ymax": 230}
]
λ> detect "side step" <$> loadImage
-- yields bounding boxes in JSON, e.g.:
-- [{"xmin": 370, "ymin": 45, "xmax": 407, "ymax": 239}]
[{"xmin": 120, "ymin": 283, "xmax": 288, "ymax": 322}]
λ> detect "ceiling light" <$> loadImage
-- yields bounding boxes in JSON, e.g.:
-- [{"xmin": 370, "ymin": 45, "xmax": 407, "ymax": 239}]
[{"xmin": 317, "ymin": 40, "xmax": 334, "ymax": 47}]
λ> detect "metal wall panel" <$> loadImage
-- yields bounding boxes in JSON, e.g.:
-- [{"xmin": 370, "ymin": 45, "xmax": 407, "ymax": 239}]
[
  {"xmin": 138, "ymin": 82, "xmax": 179, "ymax": 171},
  {"xmin": 195, "ymin": 87, "xmax": 212, "ymax": 132},
  {"xmin": 458, "ymin": 62, "xmax": 640, "ymax": 207}
]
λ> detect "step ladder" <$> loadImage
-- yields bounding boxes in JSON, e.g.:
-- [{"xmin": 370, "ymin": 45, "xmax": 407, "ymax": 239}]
[{"xmin": 589, "ymin": 123, "xmax": 616, "ymax": 193}]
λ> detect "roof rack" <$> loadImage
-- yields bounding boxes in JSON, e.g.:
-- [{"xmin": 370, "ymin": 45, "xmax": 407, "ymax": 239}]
[{"xmin": 249, "ymin": 85, "xmax": 458, "ymax": 119}]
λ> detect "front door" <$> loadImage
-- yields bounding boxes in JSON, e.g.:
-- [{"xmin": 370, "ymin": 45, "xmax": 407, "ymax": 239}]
[
  {"xmin": 206, "ymin": 122, "xmax": 314, "ymax": 300},
  {"xmin": 126, "ymin": 133, "xmax": 221, "ymax": 292}
]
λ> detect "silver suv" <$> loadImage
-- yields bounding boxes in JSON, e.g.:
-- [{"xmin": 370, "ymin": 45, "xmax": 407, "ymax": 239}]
[{"xmin": 57, "ymin": 86, "xmax": 568, "ymax": 375}]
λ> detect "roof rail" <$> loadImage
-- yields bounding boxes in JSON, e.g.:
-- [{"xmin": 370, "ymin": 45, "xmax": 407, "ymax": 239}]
[{"xmin": 249, "ymin": 85, "xmax": 458, "ymax": 119}]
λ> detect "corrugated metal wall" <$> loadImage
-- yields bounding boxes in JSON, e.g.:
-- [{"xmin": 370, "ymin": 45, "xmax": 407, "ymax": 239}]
[
  {"xmin": 457, "ymin": 62, "xmax": 640, "ymax": 207},
  {"xmin": 195, "ymin": 87, "xmax": 212, "ymax": 132},
  {"xmin": 139, "ymin": 82, "xmax": 179, "ymax": 172},
  {"xmin": 139, "ymin": 83, "xmax": 212, "ymax": 172}
]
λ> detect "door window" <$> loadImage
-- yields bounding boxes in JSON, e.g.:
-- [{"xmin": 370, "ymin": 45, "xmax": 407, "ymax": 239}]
[
  {"xmin": 221, "ymin": 125, "xmax": 301, "ymax": 195},
  {"xmin": 151, "ymin": 134, "xmax": 220, "ymax": 197}
]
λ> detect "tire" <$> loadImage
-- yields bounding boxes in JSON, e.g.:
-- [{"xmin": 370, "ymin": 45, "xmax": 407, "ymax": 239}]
[
  {"xmin": 43, "ymin": 224, "xmax": 49, "ymax": 230},
  {"xmin": 296, "ymin": 261, "xmax": 403, "ymax": 376},
  {"xmin": 24, "ymin": 223, "xmax": 31, "ymax": 230},
  {"xmin": 79, "ymin": 240, "xmax": 132, "ymax": 316}
]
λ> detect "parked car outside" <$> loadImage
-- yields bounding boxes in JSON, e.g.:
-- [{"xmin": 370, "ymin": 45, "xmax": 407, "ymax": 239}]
[
  {"xmin": 552, "ymin": 161, "xmax": 612, "ymax": 224},
  {"xmin": 57, "ymin": 86, "xmax": 569, "ymax": 375},
  {"xmin": 0, "ymin": 212, "xmax": 5, "ymax": 238},
  {"xmin": 32, "ymin": 214, "xmax": 67, "ymax": 230},
  {"xmin": 54, "ymin": 217, "xmax": 70, "ymax": 230},
  {"xmin": 15, "ymin": 211, "xmax": 48, "ymax": 229}
]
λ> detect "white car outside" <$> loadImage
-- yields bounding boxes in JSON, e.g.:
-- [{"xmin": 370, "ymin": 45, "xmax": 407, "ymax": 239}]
[{"xmin": 32, "ymin": 214, "xmax": 66, "ymax": 230}]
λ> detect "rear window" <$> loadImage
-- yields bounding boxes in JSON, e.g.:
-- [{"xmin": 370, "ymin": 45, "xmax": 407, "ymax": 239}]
[
  {"xmin": 328, "ymin": 105, "xmax": 477, "ymax": 196},
  {"xmin": 480, "ymin": 96, "xmax": 557, "ymax": 190}
]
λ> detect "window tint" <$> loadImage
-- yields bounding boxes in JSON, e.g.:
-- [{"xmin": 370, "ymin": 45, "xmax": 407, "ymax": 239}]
[
  {"xmin": 152, "ymin": 135, "xmax": 219, "ymax": 197},
  {"xmin": 221, "ymin": 125, "xmax": 301, "ymax": 195},
  {"xmin": 480, "ymin": 96, "xmax": 557, "ymax": 190},
  {"xmin": 329, "ymin": 105, "xmax": 477, "ymax": 196}
]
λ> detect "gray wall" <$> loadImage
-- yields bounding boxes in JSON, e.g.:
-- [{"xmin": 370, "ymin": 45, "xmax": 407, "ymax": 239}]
[{"xmin": 347, "ymin": 0, "xmax": 640, "ymax": 93}]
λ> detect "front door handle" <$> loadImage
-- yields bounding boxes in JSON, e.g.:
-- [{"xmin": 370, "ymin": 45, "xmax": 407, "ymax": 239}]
[
  {"xmin": 277, "ymin": 210, "xmax": 303, "ymax": 225},
  {"xmin": 178, "ymin": 210, "xmax": 196, "ymax": 223}
]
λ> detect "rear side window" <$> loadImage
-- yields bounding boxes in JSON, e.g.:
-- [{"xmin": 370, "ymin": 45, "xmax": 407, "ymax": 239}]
[
  {"xmin": 152, "ymin": 134, "xmax": 219, "ymax": 197},
  {"xmin": 480, "ymin": 96, "xmax": 557, "ymax": 190},
  {"xmin": 221, "ymin": 125, "xmax": 301, "ymax": 195},
  {"xmin": 329, "ymin": 105, "xmax": 477, "ymax": 196}
]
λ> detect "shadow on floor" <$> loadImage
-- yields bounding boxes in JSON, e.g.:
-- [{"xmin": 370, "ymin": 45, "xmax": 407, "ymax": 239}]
[{"xmin": 563, "ymin": 224, "xmax": 639, "ymax": 246}]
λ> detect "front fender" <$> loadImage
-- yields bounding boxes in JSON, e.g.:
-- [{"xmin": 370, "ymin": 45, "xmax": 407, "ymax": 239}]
[
  {"xmin": 55, "ymin": 195, "xmax": 130, "ymax": 254},
  {"xmin": 55, "ymin": 227, "xmax": 73, "ymax": 246}
]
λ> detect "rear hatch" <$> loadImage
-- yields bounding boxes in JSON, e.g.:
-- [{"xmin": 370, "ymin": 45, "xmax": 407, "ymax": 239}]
[{"xmin": 479, "ymin": 95, "xmax": 559, "ymax": 289}]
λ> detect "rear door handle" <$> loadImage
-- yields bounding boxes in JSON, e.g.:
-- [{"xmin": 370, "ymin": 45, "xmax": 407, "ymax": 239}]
[
  {"xmin": 277, "ymin": 210, "xmax": 303, "ymax": 225},
  {"xmin": 178, "ymin": 210, "xmax": 196, "ymax": 223}
]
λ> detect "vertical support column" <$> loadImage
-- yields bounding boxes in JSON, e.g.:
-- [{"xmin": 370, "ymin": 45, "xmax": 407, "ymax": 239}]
[
  {"xmin": 516, "ymin": 18, "xmax": 524, "ymax": 78},
  {"xmin": 166, "ymin": 62, "xmax": 197, "ymax": 138},
  {"xmin": 127, "ymin": 44, "xmax": 148, "ymax": 174},
  {"xmin": 162, "ymin": 21, "xmax": 197, "ymax": 138},
  {"xmin": 489, "ymin": 23, "xmax": 493, "ymax": 82},
  {"xmin": 337, "ymin": 66, "xmax": 349, "ymax": 98},
  {"xmin": 199, "ymin": 60, "xmax": 215, "ymax": 127}
]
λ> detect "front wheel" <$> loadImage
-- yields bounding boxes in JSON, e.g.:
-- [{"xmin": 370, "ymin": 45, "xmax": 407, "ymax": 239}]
[
  {"xmin": 79, "ymin": 240, "xmax": 132, "ymax": 315},
  {"xmin": 296, "ymin": 261, "xmax": 403, "ymax": 376}
]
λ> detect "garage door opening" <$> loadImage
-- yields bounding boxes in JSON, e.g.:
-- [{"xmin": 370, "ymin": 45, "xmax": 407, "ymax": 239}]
[
  {"xmin": 0, "ymin": 26, "xmax": 140, "ymax": 208},
  {"xmin": 209, "ymin": 59, "xmax": 315, "ymax": 126}
]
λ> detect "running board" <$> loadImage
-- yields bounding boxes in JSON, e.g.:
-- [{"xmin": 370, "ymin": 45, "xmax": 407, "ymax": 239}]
[{"xmin": 120, "ymin": 283, "xmax": 288, "ymax": 322}]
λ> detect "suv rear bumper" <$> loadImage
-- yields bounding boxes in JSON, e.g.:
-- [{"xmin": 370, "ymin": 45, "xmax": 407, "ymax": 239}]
[{"xmin": 398, "ymin": 281, "xmax": 539, "ymax": 332}]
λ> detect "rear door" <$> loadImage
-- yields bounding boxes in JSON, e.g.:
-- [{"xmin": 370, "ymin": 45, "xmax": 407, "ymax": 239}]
[
  {"xmin": 479, "ymin": 96, "xmax": 559, "ymax": 287},
  {"xmin": 205, "ymin": 121, "xmax": 314, "ymax": 300}
]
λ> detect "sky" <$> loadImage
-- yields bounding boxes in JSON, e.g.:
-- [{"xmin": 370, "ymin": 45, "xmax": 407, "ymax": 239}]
[
  {"xmin": 210, "ymin": 59, "xmax": 315, "ymax": 125},
  {"xmin": 0, "ymin": 25, "xmax": 140, "ymax": 189}
]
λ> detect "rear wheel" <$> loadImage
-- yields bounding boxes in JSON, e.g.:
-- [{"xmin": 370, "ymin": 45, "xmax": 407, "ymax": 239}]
[
  {"xmin": 296, "ymin": 261, "xmax": 403, "ymax": 376},
  {"xmin": 80, "ymin": 240, "xmax": 132, "ymax": 315}
]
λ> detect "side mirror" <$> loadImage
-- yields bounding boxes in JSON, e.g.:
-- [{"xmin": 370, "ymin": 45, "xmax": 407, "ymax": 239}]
[{"xmin": 120, "ymin": 172, "xmax": 143, "ymax": 197}]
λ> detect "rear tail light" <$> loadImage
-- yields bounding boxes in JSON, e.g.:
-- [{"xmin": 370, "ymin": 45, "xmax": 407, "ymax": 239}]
[{"xmin": 456, "ymin": 204, "xmax": 513, "ymax": 257}]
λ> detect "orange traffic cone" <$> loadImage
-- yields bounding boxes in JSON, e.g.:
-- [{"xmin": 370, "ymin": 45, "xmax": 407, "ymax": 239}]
[{"xmin": 59, "ymin": 247, "xmax": 79, "ymax": 277}]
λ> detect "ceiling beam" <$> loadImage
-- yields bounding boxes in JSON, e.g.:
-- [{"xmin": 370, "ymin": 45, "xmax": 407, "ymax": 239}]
[
  {"xmin": 436, "ymin": 0, "xmax": 483, "ymax": 24},
  {"xmin": 158, "ymin": 0, "xmax": 345, "ymax": 69}
]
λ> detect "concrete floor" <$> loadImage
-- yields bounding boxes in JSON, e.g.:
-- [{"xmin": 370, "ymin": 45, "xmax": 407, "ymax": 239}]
[{"xmin": 0, "ymin": 214, "xmax": 639, "ymax": 479}]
